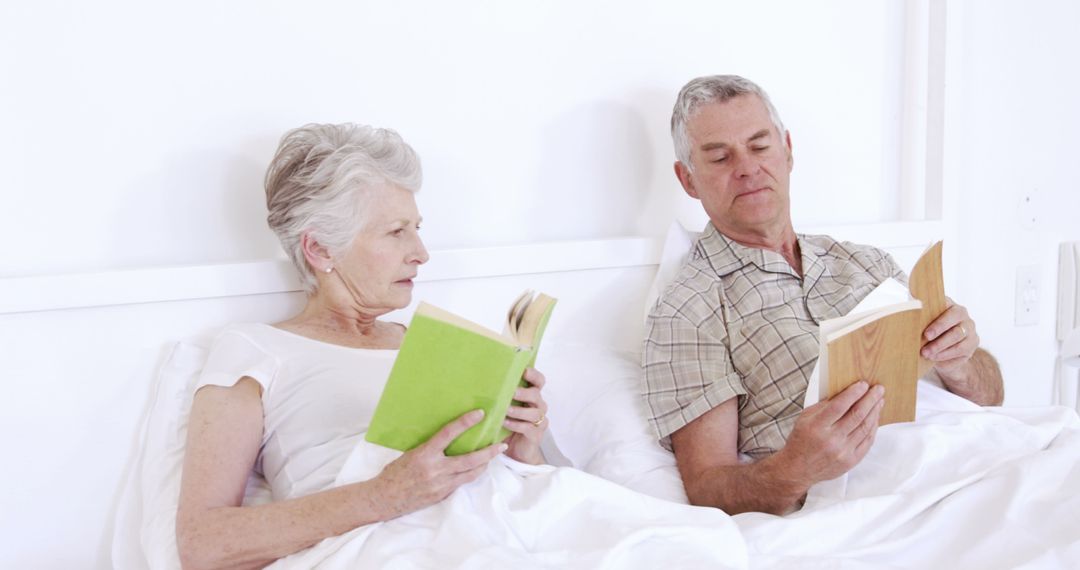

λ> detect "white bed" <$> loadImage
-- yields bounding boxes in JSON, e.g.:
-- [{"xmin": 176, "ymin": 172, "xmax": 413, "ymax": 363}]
[{"xmin": 2, "ymin": 223, "xmax": 1078, "ymax": 568}]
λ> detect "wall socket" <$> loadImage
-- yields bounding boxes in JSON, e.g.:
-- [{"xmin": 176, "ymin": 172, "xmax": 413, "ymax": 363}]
[{"xmin": 1015, "ymin": 265, "xmax": 1040, "ymax": 326}]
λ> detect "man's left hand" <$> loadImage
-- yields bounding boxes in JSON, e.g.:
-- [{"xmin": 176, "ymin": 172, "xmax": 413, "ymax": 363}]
[
  {"xmin": 920, "ymin": 297, "xmax": 1004, "ymax": 406},
  {"xmin": 921, "ymin": 297, "xmax": 978, "ymax": 374}
]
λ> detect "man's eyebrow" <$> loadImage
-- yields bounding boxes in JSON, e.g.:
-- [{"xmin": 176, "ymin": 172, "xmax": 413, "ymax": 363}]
[
  {"xmin": 747, "ymin": 129, "xmax": 771, "ymax": 143},
  {"xmin": 699, "ymin": 129, "xmax": 772, "ymax": 152}
]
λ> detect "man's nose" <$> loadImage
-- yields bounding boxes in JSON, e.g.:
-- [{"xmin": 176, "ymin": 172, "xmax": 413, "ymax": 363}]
[{"xmin": 732, "ymin": 152, "xmax": 761, "ymax": 178}]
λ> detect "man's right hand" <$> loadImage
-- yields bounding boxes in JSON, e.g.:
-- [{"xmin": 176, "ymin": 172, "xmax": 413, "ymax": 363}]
[
  {"xmin": 671, "ymin": 380, "xmax": 885, "ymax": 515},
  {"xmin": 778, "ymin": 381, "xmax": 885, "ymax": 485}
]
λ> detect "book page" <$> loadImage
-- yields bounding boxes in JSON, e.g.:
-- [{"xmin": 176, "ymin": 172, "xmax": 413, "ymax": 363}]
[
  {"xmin": 504, "ymin": 290, "xmax": 534, "ymax": 340},
  {"xmin": 417, "ymin": 302, "xmax": 511, "ymax": 345},
  {"xmin": 803, "ymin": 278, "xmax": 912, "ymax": 408},
  {"xmin": 516, "ymin": 293, "xmax": 555, "ymax": 348}
]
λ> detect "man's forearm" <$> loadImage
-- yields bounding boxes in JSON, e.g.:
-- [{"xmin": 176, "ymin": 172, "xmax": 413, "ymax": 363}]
[
  {"xmin": 683, "ymin": 453, "xmax": 809, "ymax": 515},
  {"xmin": 939, "ymin": 348, "xmax": 1004, "ymax": 406}
]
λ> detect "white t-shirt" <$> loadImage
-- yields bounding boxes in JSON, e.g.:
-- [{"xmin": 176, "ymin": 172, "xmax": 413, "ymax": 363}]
[{"xmin": 195, "ymin": 323, "xmax": 398, "ymax": 500}]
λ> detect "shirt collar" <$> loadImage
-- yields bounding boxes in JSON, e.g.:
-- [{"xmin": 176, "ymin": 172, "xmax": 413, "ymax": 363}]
[{"xmin": 696, "ymin": 222, "xmax": 826, "ymax": 278}]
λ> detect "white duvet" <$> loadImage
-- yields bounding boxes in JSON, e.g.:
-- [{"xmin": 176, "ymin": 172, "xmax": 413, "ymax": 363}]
[
  {"xmin": 264, "ymin": 385, "xmax": 1079, "ymax": 569},
  {"xmin": 267, "ymin": 443, "xmax": 745, "ymax": 569},
  {"xmin": 736, "ymin": 385, "xmax": 1080, "ymax": 569}
]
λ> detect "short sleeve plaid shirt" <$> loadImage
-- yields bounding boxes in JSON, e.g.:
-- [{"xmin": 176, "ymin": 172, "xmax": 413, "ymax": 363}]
[{"xmin": 642, "ymin": 223, "xmax": 906, "ymax": 459}]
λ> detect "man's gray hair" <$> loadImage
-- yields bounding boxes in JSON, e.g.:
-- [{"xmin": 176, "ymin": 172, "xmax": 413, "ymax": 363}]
[
  {"xmin": 264, "ymin": 123, "xmax": 422, "ymax": 293},
  {"xmin": 671, "ymin": 75, "xmax": 786, "ymax": 168}
]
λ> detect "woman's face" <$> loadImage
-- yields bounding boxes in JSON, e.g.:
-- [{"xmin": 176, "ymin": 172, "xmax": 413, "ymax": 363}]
[{"xmin": 333, "ymin": 184, "xmax": 429, "ymax": 313}]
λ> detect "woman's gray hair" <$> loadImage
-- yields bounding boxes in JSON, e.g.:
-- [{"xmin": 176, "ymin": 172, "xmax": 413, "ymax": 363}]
[
  {"xmin": 264, "ymin": 123, "xmax": 422, "ymax": 293},
  {"xmin": 671, "ymin": 75, "xmax": 786, "ymax": 169}
]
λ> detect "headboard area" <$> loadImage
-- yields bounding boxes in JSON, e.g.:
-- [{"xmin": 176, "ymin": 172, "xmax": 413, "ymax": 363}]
[{"xmin": 0, "ymin": 221, "xmax": 939, "ymax": 568}]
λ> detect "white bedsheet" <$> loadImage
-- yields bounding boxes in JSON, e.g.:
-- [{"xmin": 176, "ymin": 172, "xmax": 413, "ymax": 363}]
[
  {"xmin": 269, "ymin": 445, "xmax": 747, "ymax": 569},
  {"xmin": 267, "ymin": 384, "xmax": 1080, "ymax": 569},
  {"xmin": 738, "ymin": 385, "xmax": 1080, "ymax": 569}
]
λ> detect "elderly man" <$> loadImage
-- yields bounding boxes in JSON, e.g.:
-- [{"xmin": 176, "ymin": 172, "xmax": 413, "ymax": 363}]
[{"xmin": 642, "ymin": 75, "xmax": 1004, "ymax": 516}]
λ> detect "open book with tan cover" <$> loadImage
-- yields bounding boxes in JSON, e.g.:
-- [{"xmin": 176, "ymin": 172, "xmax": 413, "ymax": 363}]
[{"xmin": 815, "ymin": 241, "xmax": 946, "ymax": 425}]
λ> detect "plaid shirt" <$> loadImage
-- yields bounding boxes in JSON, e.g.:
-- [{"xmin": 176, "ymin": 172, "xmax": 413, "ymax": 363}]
[{"xmin": 642, "ymin": 223, "xmax": 905, "ymax": 459}]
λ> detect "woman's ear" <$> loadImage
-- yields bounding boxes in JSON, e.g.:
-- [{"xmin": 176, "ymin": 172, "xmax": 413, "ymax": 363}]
[
  {"xmin": 300, "ymin": 232, "xmax": 334, "ymax": 274},
  {"xmin": 784, "ymin": 130, "xmax": 794, "ymax": 170}
]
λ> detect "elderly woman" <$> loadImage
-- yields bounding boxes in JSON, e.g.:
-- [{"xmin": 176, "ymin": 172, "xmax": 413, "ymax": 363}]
[{"xmin": 175, "ymin": 123, "xmax": 548, "ymax": 569}]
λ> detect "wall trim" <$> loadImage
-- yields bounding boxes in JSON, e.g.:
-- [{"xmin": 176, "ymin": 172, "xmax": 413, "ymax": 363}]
[{"xmin": 0, "ymin": 221, "xmax": 942, "ymax": 315}]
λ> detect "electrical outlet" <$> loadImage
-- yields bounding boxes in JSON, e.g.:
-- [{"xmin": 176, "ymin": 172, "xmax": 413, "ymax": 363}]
[{"xmin": 1015, "ymin": 265, "xmax": 1040, "ymax": 326}]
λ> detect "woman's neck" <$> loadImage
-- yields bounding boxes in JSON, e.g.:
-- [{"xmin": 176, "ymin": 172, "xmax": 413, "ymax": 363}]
[{"xmin": 275, "ymin": 292, "xmax": 403, "ymax": 350}]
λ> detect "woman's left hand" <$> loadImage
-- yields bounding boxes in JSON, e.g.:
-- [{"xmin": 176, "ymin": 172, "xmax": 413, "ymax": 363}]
[{"xmin": 502, "ymin": 367, "xmax": 548, "ymax": 465}]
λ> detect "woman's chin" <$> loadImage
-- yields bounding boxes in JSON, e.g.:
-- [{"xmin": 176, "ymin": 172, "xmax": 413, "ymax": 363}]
[{"xmin": 391, "ymin": 290, "xmax": 414, "ymax": 309}]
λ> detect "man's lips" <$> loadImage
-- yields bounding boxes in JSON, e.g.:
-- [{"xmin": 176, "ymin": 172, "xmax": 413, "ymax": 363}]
[{"xmin": 736, "ymin": 187, "xmax": 769, "ymax": 198}]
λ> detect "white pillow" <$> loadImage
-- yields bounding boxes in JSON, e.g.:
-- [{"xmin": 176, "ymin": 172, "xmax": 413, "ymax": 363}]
[
  {"xmin": 537, "ymin": 342, "xmax": 687, "ymax": 503},
  {"xmin": 643, "ymin": 221, "xmax": 701, "ymax": 322}
]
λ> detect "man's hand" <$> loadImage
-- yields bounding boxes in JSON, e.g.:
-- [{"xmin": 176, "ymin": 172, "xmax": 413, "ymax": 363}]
[
  {"xmin": 921, "ymin": 297, "xmax": 978, "ymax": 374},
  {"xmin": 672, "ymin": 381, "xmax": 884, "ymax": 515},
  {"xmin": 775, "ymin": 381, "xmax": 885, "ymax": 486},
  {"xmin": 921, "ymin": 298, "xmax": 1004, "ymax": 406}
]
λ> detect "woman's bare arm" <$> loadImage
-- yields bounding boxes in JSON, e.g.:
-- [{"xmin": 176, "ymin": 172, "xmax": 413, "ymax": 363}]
[{"xmin": 176, "ymin": 378, "xmax": 504, "ymax": 570}]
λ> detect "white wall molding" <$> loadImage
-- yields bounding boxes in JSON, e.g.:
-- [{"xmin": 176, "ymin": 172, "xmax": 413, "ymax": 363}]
[
  {"xmin": 0, "ymin": 223, "xmax": 941, "ymax": 316},
  {"xmin": 0, "ymin": 260, "xmax": 302, "ymax": 316},
  {"xmin": 0, "ymin": 237, "xmax": 661, "ymax": 315},
  {"xmin": 898, "ymin": 0, "xmax": 947, "ymax": 221}
]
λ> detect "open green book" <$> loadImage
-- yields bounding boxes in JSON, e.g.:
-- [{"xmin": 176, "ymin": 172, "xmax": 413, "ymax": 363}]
[{"xmin": 365, "ymin": 290, "xmax": 557, "ymax": 456}]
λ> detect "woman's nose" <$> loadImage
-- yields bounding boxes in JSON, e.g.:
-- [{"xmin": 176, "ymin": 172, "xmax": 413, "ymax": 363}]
[{"xmin": 412, "ymin": 236, "xmax": 430, "ymax": 265}]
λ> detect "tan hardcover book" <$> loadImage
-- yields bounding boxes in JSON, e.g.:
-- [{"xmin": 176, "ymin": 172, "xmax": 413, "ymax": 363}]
[{"xmin": 817, "ymin": 241, "xmax": 945, "ymax": 425}]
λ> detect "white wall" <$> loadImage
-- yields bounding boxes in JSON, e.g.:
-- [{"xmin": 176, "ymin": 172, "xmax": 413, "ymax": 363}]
[
  {"xmin": 0, "ymin": 0, "xmax": 909, "ymax": 278},
  {"xmin": 944, "ymin": 0, "xmax": 1080, "ymax": 406}
]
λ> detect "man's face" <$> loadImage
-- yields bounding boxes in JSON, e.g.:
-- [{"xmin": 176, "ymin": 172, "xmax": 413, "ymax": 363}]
[{"xmin": 676, "ymin": 94, "xmax": 793, "ymax": 238}]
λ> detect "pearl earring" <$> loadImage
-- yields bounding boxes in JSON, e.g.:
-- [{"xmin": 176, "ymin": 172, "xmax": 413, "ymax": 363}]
[{"xmin": 325, "ymin": 266, "xmax": 333, "ymax": 273}]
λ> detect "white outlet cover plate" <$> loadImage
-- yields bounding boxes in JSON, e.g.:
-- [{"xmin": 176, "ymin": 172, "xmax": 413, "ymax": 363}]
[{"xmin": 1015, "ymin": 265, "xmax": 1040, "ymax": 326}]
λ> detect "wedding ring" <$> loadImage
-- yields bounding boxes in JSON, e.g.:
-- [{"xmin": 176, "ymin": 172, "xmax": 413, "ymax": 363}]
[
  {"xmin": 960, "ymin": 324, "xmax": 968, "ymax": 338},
  {"xmin": 532, "ymin": 414, "xmax": 546, "ymax": 426}
]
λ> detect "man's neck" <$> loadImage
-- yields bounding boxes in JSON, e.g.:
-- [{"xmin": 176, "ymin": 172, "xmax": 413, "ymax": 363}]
[{"xmin": 715, "ymin": 222, "xmax": 802, "ymax": 276}]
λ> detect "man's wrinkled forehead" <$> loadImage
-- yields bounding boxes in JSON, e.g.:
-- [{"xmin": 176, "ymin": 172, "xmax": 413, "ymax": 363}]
[{"xmin": 687, "ymin": 95, "xmax": 775, "ymax": 141}]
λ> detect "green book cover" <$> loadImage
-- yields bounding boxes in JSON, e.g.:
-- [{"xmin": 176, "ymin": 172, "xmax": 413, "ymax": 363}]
[{"xmin": 365, "ymin": 292, "xmax": 556, "ymax": 456}]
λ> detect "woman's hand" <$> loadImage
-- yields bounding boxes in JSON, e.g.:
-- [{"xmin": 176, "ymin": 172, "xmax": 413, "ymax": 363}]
[
  {"xmin": 370, "ymin": 409, "xmax": 506, "ymax": 518},
  {"xmin": 501, "ymin": 367, "xmax": 548, "ymax": 465}
]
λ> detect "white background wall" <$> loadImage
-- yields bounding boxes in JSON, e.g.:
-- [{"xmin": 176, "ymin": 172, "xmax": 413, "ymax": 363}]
[
  {"xmin": 0, "ymin": 0, "xmax": 909, "ymax": 277},
  {"xmin": 2, "ymin": 0, "xmax": 1079, "ymax": 567},
  {"xmin": 943, "ymin": 0, "xmax": 1080, "ymax": 406}
]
